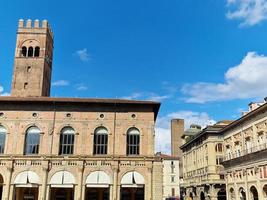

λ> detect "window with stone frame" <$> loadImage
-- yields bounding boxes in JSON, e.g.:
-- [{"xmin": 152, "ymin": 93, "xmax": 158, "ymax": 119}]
[
  {"xmin": 59, "ymin": 127, "xmax": 75, "ymax": 155},
  {"xmin": 93, "ymin": 127, "xmax": 108, "ymax": 155},
  {"xmin": 126, "ymin": 127, "xmax": 140, "ymax": 155},
  {"xmin": 0, "ymin": 126, "xmax": 6, "ymax": 154},
  {"xmin": 24, "ymin": 126, "xmax": 41, "ymax": 155}
]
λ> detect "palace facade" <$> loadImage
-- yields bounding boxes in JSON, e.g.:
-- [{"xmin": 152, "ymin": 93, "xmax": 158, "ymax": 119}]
[
  {"xmin": 222, "ymin": 101, "xmax": 267, "ymax": 200},
  {"xmin": 0, "ymin": 19, "xmax": 163, "ymax": 200},
  {"xmin": 180, "ymin": 121, "xmax": 231, "ymax": 200}
]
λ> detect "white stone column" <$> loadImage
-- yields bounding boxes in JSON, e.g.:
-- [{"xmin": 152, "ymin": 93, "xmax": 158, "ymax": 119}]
[
  {"xmin": 39, "ymin": 161, "xmax": 49, "ymax": 200},
  {"xmin": 81, "ymin": 185, "xmax": 86, "ymax": 200},
  {"xmin": 112, "ymin": 166, "xmax": 118, "ymax": 200},
  {"xmin": 145, "ymin": 167, "xmax": 152, "ymax": 200},
  {"xmin": 4, "ymin": 162, "xmax": 13, "ymax": 200},
  {"xmin": 75, "ymin": 161, "xmax": 84, "ymax": 200},
  {"xmin": 45, "ymin": 185, "xmax": 50, "ymax": 200}
]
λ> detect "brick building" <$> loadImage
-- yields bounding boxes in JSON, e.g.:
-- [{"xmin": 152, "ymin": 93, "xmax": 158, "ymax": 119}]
[{"xmin": 0, "ymin": 19, "xmax": 163, "ymax": 200}]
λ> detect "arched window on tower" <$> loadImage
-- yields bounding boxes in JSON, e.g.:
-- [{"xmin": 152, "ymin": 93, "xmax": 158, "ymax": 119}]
[
  {"xmin": 34, "ymin": 46, "xmax": 40, "ymax": 57},
  {"xmin": 24, "ymin": 126, "xmax": 41, "ymax": 155},
  {"xmin": 0, "ymin": 126, "xmax": 7, "ymax": 154},
  {"xmin": 127, "ymin": 127, "xmax": 140, "ymax": 155},
  {"xmin": 59, "ymin": 127, "xmax": 75, "ymax": 155},
  {"xmin": 93, "ymin": 127, "xmax": 108, "ymax": 155},
  {"xmin": 22, "ymin": 46, "xmax": 27, "ymax": 57},
  {"xmin": 28, "ymin": 47, "xmax": 33, "ymax": 57}
]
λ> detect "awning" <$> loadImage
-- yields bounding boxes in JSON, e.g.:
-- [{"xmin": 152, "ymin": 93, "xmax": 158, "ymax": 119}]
[
  {"xmin": 49, "ymin": 171, "xmax": 75, "ymax": 188},
  {"xmin": 86, "ymin": 171, "xmax": 111, "ymax": 188},
  {"xmin": 14, "ymin": 171, "xmax": 40, "ymax": 187},
  {"xmin": 121, "ymin": 171, "xmax": 144, "ymax": 187}
]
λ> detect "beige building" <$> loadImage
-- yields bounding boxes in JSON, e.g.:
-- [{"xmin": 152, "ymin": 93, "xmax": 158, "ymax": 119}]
[
  {"xmin": 222, "ymin": 101, "xmax": 267, "ymax": 200},
  {"xmin": 156, "ymin": 153, "xmax": 180, "ymax": 200},
  {"xmin": 0, "ymin": 19, "xmax": 164, "ymax": 200},
  {"xmin": 180, "ymin": 121, "xmax": 231, "ymax": 200}
]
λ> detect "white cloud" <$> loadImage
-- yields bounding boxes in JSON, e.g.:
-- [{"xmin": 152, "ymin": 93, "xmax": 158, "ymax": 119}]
[
  {"xmin": 75, "ymin": 48, "xmax": 91, "ymax": 62},
  {"xmin": 121, "ymin": 92, "xmax": 171, "ymax": 102},
  {"xmin": 76, "ymin": 84, "xmax": 88, "ymax": 91},
  {"xmin": 0, "ymin": 85, "xmax": 10, "ymax": 96},
  {"xmin": 182, "ymin": 52, "xmax": 267, "ymax": 103},
  {"xmin": 52, "ymin": 80, "xmax": 70, "ymax": 87},
  {"xmin": 226, "ymin": 0, "xmax": 267, "ymax": 26},
  {"xmin": 155, "ymin": 111, "xmax": 216, "ymax": 154}
]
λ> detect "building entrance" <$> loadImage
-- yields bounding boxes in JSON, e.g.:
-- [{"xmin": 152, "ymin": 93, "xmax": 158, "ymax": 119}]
[
  {"xmin": 15, "ymin": 187, "xmax": 39, "ymax": 200},
  {"xmin": 120, "ymin": 187, "xmax": 144, "ymax": 200},
  {"xmin": 85, "ymin": 188, "xmax": 109, "ymax": 200},
  {"xmin": 50, "ymin": 188, "xmax": 74, "ymax": 200}
]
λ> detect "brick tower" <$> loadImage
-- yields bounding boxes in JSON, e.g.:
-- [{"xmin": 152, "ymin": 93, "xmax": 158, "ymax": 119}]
[{"xmin": 11, "ymin": 19, "xmax": 54, "ymax": 97}]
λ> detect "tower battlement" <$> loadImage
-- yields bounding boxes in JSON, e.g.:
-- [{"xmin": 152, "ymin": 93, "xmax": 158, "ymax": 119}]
[{"xmin": 18, "ymin": 19, "xmax": 54, "ymax": 38}]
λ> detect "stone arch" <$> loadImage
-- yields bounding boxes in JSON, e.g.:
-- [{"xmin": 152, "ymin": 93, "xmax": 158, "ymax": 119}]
[
  {"xmin": 239, "ymin": 187, "xmax": 246, "ymax": 200},
  {"xmin": 229, "ymin": 187, "xmax": 235, "ymax": 200},
  {"xmin": 250, "ymin": 186, "xmax": 259, "ymax": 200},
  {"xmin": 120, "ymin": 171, "xmax": 145, "ymax": 186},
  {"xmin": 263, "ymin": 185, "xmax": 267, "ymax": 198}
]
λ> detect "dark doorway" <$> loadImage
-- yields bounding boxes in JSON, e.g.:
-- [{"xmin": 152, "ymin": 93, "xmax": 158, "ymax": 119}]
[
  {"xmin": 121, "ymin": 187, "xmax": 145, "ymax": 200},
  {"xmin": 86, "ymin": 188, "xmax": 109, "ymax": 200},
  {"xmin": 50, "ymin": 188, "xmax": 74, "ymax": 200},
  {"xmin": 200, "ymin": 192, "xmax": 205, "ymax": 200},
  {"xmin": 217, "ymin": 189, "xmax": 226, "ymax": 200},
  {"xmin": 15, "ymin": 187, "xmax": 39, "ymax": 200}
]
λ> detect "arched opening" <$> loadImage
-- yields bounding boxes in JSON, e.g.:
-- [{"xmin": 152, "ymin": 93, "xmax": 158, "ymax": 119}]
[
  {"xmin": 28, "ymin": 47, "xmax": 33, "ymax": 57},
  {"xmin": 49, "ymin": 171, "xmax": 75, "ymax": 200},
  {"xmin": 93, "ymin": 127, "xmax": 108, "ymax": 155},
  {"xmin": 14, "ymin": 171, "xmax": 40, "ymax": 200},
  {"xmin": 200, "ymin": 191, "xmax": 205, "ymax": 200},
  {"xmin": 263, "ymin": 185, "xmax": 267, "ymax": 198},
  {"xmin": 126, "ymin": 128, "xmax": 140, "ymax": 155},
  {"xmin": 189, "ymin": 192, "xmax": 193, "ymax": 200},
  {"xmin": 85, "ymin": 171, "xmax": 110, "ymax": 200},
  {"xmin": 120, "ymin": 171, "xmax": 144, "ymax": 200},
  {"xmin": 217, "ymin": 188, "xmax": 226, "ymax": 200},
  {"xmin": 59, "ymin": 127, "xmax": 75, "ymax": 155},
  {"xmin": 215, "ymin": 143, "xmax": 223, "ymax": 152},
  {"xmin": 229, "ymin": 188, "xmax": 235, "ymax": 200},
  {"xmin": 239, "ymin": 187, "xmax": 246, "ymax": 200},
  {"xmin": 34, "ymin": 47, "xmax": 40, "ymax": 57},
  {"xmin": 21, "ymin": 46, "xmax": 27, "ymax": 57},
  {"xmin": 24, "ymin": 126, "xmax": 40, "ymax": 155},
  {"xmin": 250, "ymin": 186, "xmax": 259, "ymax": 200}
]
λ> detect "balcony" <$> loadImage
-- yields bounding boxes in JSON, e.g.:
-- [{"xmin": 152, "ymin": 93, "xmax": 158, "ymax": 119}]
[{"xmin": 222, "ymin": 143, "xmax": 267, "ymax": 169}]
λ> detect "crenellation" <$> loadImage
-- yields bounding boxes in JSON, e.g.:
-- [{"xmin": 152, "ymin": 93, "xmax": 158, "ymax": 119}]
[
  {"xmin": 34, "ymin": 19, "xmax": 40, "ymax": 28},
  {"xmin": 26, "ymin": 19, "xmax": 32, "ymax": 28},
  {"xmin": 42, "ymin": 19, "xmax": 48, "ymax": 28},
  {"xmin": 18, "ymin": 19, "xmax": 24, "ymax": 28}
]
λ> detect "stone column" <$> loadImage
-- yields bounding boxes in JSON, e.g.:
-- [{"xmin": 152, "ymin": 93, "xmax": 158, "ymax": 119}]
[
  {"xmin": 145, "ymin": 167, "xmax": 152, "ymax": 200},
  {"xmin": 112, "ymin": 165, "xmax": 119, "ymax": 200},
  {"xmin": 75, "ymin": 161, "xmax": 84, "ymax": 200},
  {"xmin": 39, "ymin": 161, "xmax": 49, "ymax": 200},
  {"xmin": 3, "ymin": 161, "xmax": 13, "ymax": 200},
  {"xmin": 45, "ymin": 185, "xmax": 50, "ymax": 200},
  {"xmin": 81, "ymin": 185, "xmax": 86, "ymax": 200}
]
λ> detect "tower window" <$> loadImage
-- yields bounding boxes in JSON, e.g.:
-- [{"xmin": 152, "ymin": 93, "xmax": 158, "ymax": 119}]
[
  {"xmin": 24, "ymin": 82, "xmax": 28, "ymax": 89},
  {"xmin": 22, "ymin": 46, "xmax": 27, "ymax": 57},
  {"xmin": 27, "ymin": 66, "xmax": 31, "ymax": 73},
  {"xmin": 28, "ymin": 47, "xmax": 33, "ymax": 57},
  {"xmin": 34, "ymin": 46, "xmax": 40, "ymax": 57}
]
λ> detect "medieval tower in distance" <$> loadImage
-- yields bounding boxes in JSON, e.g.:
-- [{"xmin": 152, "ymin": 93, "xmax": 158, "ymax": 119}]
[{"xmin": 11, "ymin": 19, "xmax": 54, "ymax": 97}]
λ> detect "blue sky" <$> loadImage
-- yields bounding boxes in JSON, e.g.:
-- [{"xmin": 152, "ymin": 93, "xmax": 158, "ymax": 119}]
[{"xmin": 1, "ymin": 0, "xmax": 267, "ymax": 152}]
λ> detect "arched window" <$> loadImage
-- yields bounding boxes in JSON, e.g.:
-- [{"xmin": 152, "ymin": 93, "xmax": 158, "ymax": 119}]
[
  {"xmin": 0, "ymin": 126, "xmax": 7, "ymax": 154},
  {"xmin": 22, "ymin": 46, "xmax": 27, "ymax": 57},
  {"xmin": 34, "ymin": 46, "xmax": 40, "ymax": 57},
  {"xmin": 59, "ymin": 127, "xmax": 75, "ymax": 155},
  {"xmin": 93, "ymin": 127, "xmax": 108, "ymax": 155},
  {"xmin": 28, "ymin": 47, "xmax": 33, "ymax": 57},
  {"xmin": 216, "ymin": 143, "xmax": 223, "ymax": 152},
  {"xmin": 24, "ymin": 126, "xmax": 41, "ymax": 155},
  {"xmin": 127, "ymin": 128, "xmax": 140, "ymax": 155}
]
